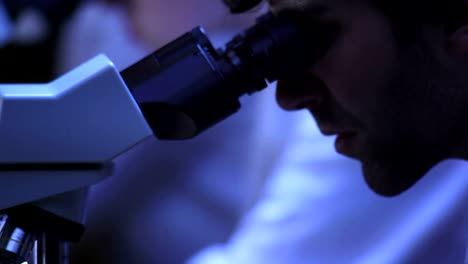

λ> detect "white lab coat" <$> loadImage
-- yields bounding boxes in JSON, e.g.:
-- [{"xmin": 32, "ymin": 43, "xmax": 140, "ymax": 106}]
[{"xmin": 188, "ymin": 110, "xmax": 468, "ymax": 264}]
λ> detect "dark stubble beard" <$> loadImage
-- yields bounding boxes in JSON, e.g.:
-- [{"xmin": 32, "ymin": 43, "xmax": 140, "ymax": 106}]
[
  {"xmin": 359, "ymin": 39, "xmax": 468, "ymax": 196},
  {"xmin": 361, "ymin": 148, "xmax": 442, "ymax": 196}
]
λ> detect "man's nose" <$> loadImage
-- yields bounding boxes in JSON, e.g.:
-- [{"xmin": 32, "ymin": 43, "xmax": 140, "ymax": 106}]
[{"xmin": 275, "ymin": 75, "xmax": 325, "ymax": 111}]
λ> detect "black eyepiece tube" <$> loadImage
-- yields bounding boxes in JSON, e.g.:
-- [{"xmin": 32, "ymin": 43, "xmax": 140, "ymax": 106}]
[{"xmin": 121, "ymin": 12, "xmax": 337, "ymax": 140}]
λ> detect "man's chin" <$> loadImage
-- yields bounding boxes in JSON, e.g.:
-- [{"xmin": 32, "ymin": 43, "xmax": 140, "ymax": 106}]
[{"xmin": 361, "ymin": 160, "xmax": 429, "ymax": 197}]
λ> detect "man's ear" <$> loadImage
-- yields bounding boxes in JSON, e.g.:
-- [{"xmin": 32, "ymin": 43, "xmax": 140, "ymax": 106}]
[
  {"xmin": 443, "ymin": 0, "xmax": 468, "ymax": 58},
  {"xmin": 447, "ymin": 24, "xmax": 468, "ymax": 58}
]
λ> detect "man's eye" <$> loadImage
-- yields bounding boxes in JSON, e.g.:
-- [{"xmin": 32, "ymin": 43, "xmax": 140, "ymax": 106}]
[{"xmin": 291, "ymin": 15, "xmax": 341, "ymax": 62}]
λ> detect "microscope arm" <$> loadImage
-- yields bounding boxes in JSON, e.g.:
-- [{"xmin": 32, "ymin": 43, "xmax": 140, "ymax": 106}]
[{"xmin": 0, "ymin": 55, "xmax": 153, "ymax": 217}]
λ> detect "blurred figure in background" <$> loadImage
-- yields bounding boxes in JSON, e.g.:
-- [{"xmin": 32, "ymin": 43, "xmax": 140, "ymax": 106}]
[{"xmin": 0, "ymin": 0, "xmax": 82, "ymax": 82}]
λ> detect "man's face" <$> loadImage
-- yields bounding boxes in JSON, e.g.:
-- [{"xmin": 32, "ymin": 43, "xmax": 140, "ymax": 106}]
[{"xmin": 272, "ymin": 0, "xmax": 468, "ymax": 195}]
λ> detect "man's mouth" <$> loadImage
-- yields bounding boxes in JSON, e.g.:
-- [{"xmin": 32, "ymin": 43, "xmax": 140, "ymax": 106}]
[
  {"xmin": 317, "ymin": 125, "xmax": 360, "ymax": 157},
  {"xmin": 334, "ymin": 132, "xmax": 359, "ymax": 157}
]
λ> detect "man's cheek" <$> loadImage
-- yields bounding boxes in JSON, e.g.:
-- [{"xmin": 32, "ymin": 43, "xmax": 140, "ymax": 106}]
[
  {"xmin": 333, "ymin": 86, "xmax": 377, "ymax": 126},
  {"xmin": 330, "ymin": 61, "xmax": 387, "ymax": 117}
]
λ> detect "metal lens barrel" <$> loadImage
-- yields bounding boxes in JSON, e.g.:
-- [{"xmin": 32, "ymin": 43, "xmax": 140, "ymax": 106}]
[{"xmin": 0, "ymin": 215, "xmax": 36, "ymax": 264}]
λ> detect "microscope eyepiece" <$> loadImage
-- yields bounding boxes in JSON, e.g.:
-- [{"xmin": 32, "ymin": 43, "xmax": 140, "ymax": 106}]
[{"xmin": 121, "ymin": 11, "xmax": 338, "ymax": 140}]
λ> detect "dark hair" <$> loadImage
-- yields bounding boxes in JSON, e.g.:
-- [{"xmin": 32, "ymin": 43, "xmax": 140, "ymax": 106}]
[
  {"xmin": 222, "ymin": 0, "xmax": 467, "ymax": 45},
  {"xmin": 370, "ymin": 0, "xmax": 467, "ymax": 38}
]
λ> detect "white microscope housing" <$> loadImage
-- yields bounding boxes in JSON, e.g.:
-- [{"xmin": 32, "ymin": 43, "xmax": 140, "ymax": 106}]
[{"xmin": 0, "ymin": 55, "xmax": 153, "ymax": 263}]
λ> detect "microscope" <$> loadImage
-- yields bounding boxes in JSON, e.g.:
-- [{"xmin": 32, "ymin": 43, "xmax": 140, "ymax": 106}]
[{"xmin": 0, "ymin": 7, "xmax": 338, "ymax": 264}]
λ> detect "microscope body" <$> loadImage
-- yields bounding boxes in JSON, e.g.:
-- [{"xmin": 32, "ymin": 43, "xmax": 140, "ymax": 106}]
[{"xmin": 0, "ymin": 55, "xmax": 153, "ymax": 263}]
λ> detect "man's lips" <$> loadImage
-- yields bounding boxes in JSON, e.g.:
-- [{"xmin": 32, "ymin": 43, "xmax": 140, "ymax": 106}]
[
  {"xmin": 318, "ymin": 126, "xmax": 360, "ymax": 156},
  {"xmin": 318, "ymin": 126, "xmax": 356, "ymax": 137},
  {"xmin": 334, "ymin": 132, "xmax": 359, "ymax": 157}
]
